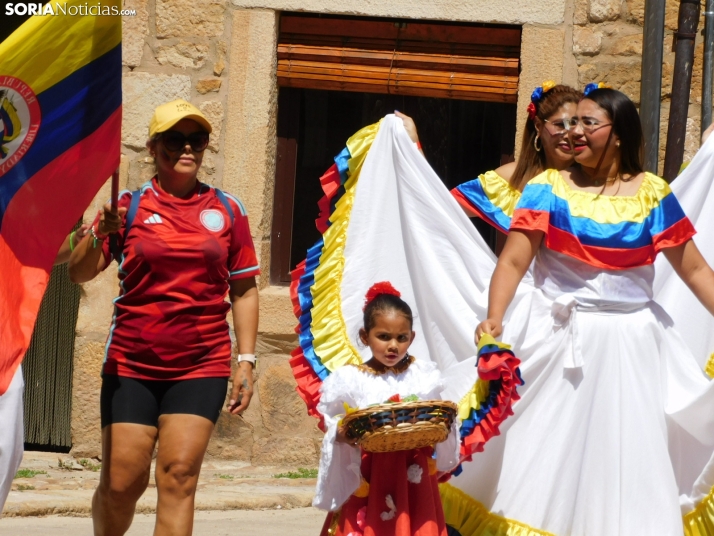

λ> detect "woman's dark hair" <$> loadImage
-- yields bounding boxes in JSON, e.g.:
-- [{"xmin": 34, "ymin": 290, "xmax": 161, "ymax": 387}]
[
  {"xmin": 363, "ymin": 293, "xmax": 413, "ymax": 332},
  {"xmin": 511, "ymin": 84, "xmax": 582, "ymax": 191},
  {"xmin": 581, "ymin": 88, "xmax": 644, "ymax": 176}
]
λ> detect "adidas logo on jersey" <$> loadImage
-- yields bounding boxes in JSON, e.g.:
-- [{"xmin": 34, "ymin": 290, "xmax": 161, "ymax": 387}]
[{"xmin": 144, "ymin": 214, "xmax": 163, "ymax": 224}]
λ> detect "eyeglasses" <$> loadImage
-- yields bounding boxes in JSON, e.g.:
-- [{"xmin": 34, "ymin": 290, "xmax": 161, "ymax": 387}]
[
  {"xmin": 542, "ymin": 119, "xmax": 571, "ymax": 135},
  {"xmin": 561, "ymin": 117, "xmax": 612, "ymax": 133},
  {"xmin": 158, "ymin": 130, "xmax": 210, "ymax": 152},
  {"xmin": 543, "ymin": 117, "xmax": 612, "ymax": 134}
]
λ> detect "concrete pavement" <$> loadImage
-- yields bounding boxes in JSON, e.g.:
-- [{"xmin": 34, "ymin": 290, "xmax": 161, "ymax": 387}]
[
  {"xmin": 1, "ymin": 452, "xmax": 324, "ymax": 532},
  {"xmin": 0, "ymin": 508, "xmax": 326, "ymax": 535}
]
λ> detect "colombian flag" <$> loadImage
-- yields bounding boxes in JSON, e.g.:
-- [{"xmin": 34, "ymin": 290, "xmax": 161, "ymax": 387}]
[{"xmin": 0, "ymin": 0, "xmax": 122, "ymax": 394}]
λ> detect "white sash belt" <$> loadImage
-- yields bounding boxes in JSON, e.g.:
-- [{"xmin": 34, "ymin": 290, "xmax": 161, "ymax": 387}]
[{"xmin": 550, "ymin": 293, "xmax": 648, "ymax": 369}]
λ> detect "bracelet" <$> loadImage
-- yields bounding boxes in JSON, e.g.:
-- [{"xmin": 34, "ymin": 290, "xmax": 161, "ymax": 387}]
[
  {"xmin": 416, "ymin": 141, "xmax": 423, "ymax": 151},
  {"xmin": 91, "ymin": 224, "xmax": 108, "ymax": 241},
  {"xmin": 90, "ymin": 226, "xmax": 106, "ymax": 248},
  {"xmin": 69, "ymin": 231, "xmax": 77, "ymax": 252},
  {"xmin": 237, "ymin": 353, "xmax": 257, "ymax": 365}
]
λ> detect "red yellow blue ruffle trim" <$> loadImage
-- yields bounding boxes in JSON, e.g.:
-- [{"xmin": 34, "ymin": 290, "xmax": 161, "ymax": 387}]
[
  {"xmin": 445, "ymin": 335, "xmax": 523, "ymax": 479},
  {"xmin": 289, "ymin": 121, "xmax": 381, "ymax": 428},
  {"xmin": 440, "ymin": 483, "xmax": 554, "ymax": 536}
]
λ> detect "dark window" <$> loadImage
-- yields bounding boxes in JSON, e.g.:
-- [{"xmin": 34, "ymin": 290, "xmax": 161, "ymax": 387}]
[
  {"xmin": 271, "ymin": 88, "xmax": 516, "ymax": 284},
  {"xmin": 270, "ymin": 14, "xmax": 520, "ymax": 285}
]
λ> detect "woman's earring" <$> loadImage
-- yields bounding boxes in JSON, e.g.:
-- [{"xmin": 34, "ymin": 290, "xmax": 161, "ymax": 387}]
[
  {"xmin": 615, "ymin": 141, "xmax": 620, "ymax": 147},
  {"xmin": 534, "ymin": 135, "xmax": 542, "ymax": 152}
]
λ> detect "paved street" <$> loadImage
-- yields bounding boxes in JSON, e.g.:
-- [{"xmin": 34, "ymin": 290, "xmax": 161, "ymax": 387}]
[
  {"xmin": 0, "ymin": 508, "xmax": 325, "ymax": 535},
  {"xmin": 1, "ymin": 452, "xmax": 324, "ymax": 534}
]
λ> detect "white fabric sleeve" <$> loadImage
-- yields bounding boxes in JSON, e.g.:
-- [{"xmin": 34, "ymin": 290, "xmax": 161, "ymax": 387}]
[
  {"xmin": 312, "ymin": 412, "xmax": 362, "ymax": 511},
  {"xmin": 435, "ymin": 419, "xmax": 461, "ymax": 472},
  {"xmin": 313, "ymin": 369, "xmax": 362, "ymax": 511}
]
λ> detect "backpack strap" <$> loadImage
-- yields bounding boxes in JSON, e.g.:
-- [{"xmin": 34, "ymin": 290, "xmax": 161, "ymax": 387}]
[
  {"xmin": 109, "ymin": 190, "xmax": 140, "ymax": 263},
  {"xmin": 214, "ymin": 188, "xmax": 236, "ymax": 226}
]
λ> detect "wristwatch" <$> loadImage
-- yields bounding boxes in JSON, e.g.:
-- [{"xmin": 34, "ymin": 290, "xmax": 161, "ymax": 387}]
[{"xmin": 237, "ymin": 353, "xmax": 257, "ymax": 365}]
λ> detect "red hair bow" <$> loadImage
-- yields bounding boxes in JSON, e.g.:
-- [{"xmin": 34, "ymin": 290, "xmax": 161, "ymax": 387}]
[
  {"xmin": 527, "ymin": 102, "xmax": 537, "ymax": 121},
  {"xmin": 364, "ymin": 281, "xmax": 401, "ymax": 309}
]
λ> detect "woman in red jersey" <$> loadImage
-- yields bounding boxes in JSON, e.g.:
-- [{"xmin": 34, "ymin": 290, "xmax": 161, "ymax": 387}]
[{"xmin": 69, "ymin": 99, "xmax": 260, "ymax": 536}]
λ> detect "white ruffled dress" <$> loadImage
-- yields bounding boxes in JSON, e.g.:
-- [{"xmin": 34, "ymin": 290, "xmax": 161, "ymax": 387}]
[{"xmin": 313, "ymin": 358, "xmax": 460, "ymax": 511}]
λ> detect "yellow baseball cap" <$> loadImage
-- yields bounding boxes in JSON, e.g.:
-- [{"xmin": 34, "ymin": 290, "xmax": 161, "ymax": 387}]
[{"xmin": 149, "ymin": 99, "xmax": 212, "ymax": 138}]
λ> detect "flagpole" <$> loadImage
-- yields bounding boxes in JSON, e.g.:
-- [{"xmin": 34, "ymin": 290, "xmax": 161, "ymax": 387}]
[
  {"xmin": 109, "ymin": 168, "xmax": 119, "ymax": 258},
  {"xmin": 110, "ymin": 167, "xmax": 119, "ymax": 213}
]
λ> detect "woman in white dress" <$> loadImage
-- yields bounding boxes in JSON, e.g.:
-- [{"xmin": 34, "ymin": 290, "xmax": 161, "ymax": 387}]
[{"xmin": 457, "ymin": 86, "xmax": 714, "ymax": 534}]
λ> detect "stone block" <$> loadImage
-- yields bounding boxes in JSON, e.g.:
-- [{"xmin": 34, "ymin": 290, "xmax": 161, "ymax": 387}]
[
  {"xmin": 661, "ymin": 56, "xmax": 675, "ymax": 98},
  {"xmin": 70, "ymin": 341, "xmax": 104, "ymax": 458},
  {"xmin": 122, "ymin": 0, "xmax": 149, "ymax": 67},
  {"xmin": 223, "ymin": 9, "xmax": 279, "ymax": 240},
  {"xmin": 256, "ymin": 333, "xmax": 300, "ymax": 356},
  {"xmin": 230, "ymin": 0, "xmax": 567, "ymax": 26},
  {"xmin": 626, "ymin": 0, "xmax": 644, "ymax": 25},
  {"xmin": 574, "ymin": 0, "xmax": 589, "ymax": 25},
  {"xmin": 215, "ymin": 39, "xmax": 228, "ymax": 76},
  {"xmin": 156, "ymin": 0, "xmax": 227, "ymax": 39},
  {"xmin": 610, "ymin": 33, "xmax": 642, "ymax": 56},
  {"xmin": 573, "ymin": 27, "xmax": 603, "ymax": 56},
  {"xmin": 197, "ymin": 150, "xmax": 217, "ymax": 184},
  {"xmin": 75, "ymin": 266, "xmax": 120, "ymax": 339},
  {"xmin": 156, "ymin": 41, "xmax": 210, "ymax": 69},
  {"xmin": 207, "ymin": 410, "xmax": 254, "ymax": 460},
  {"xmin": 577, "ymin": 59, "xmax": 642, "ymax": 103},
  {"xmin": 590, "ymin": 0, "xmax": 621, "ymax": 22},
  {"xmin": 197, "ymin": 78, "xmax": 223, "ymax": 94},
  {"xmin": 515, "ymin": 26, "xmax": 565, "ymax": 159},
  {"xmin": 259, "ymin": 286, "xmax": 297, "ymax": 336},
  {"xmin": 199, "ymin": 101, "xmax": 224, "ymax": 151},
  {"xmin": 258, "ymin": 361, "xmax": 310, "ymax": 434},
  {"xmin": 251, "ymin": 436, "xmax": 319, "ymax": 466},
  {"xmin": 214, "ymin": 59, "xmax": 226, "ymax": 77},
  {"xmin": 122, "ymin": 72, "xmax": 191, "ymax": 149},
  {"xmin": 665, "ymin": 0, "xmax": 681, "ymax": 31}
]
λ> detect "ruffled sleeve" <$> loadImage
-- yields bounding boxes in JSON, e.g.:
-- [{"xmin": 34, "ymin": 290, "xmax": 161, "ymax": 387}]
[
  {"xmin": 408, "ymin": 360, "xmax": 460, "ymax": 472},
  {"xmin": 643, "ymin": 173, "xmax": 696, "ymax": 253},
  {"xmin": 451, "ymin": 171, "xmax": 521, "ymax": 234},
  {"xmin": 509, "ymin": 170, "xmax": 554, "ymax": 234},
  {"xmin": 313, "ymin": 367, "xmax": 362, "ymax": 511}
]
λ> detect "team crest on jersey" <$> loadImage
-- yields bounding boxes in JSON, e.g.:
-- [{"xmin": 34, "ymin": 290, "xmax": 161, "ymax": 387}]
[
  {"xmin": 200, "ymin": 209, "xmax": 225, "ymax": 232},
  {"xmin": 0, "ymin": 76, "xmax": 41, "ymax": 178}
]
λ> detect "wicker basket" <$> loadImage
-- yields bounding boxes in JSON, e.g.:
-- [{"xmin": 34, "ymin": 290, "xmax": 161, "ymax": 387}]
[{"xmin": 342, "ymin": 400, "xmax": 458, "ymax": 453}]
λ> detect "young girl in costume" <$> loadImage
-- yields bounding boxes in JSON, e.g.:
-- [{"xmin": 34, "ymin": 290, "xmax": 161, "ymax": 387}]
[{"xmin": 314, "ymin": 282, "xmax": 460, "ymax": 536}]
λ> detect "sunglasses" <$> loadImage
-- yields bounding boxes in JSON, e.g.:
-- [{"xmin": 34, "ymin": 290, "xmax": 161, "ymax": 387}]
[{"xmin": 158, "ymin": 130, "xmax": 210, "ymax": 152}]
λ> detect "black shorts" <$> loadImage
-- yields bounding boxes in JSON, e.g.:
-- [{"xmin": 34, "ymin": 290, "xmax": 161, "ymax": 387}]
[{"xmin": 100, "ymin": 375, "xmax": 228, "ymax": 428}]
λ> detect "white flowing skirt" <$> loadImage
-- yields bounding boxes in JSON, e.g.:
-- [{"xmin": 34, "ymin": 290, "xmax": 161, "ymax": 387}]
[{"xmin": 452, "ymin": 289, "xmax": 714, "ymax": 535}]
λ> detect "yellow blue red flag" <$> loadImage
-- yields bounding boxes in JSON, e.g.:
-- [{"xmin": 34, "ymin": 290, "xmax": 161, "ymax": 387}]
[{"xmin": 0, "ymin": 0, "xmax": 122, "ymax": 394}]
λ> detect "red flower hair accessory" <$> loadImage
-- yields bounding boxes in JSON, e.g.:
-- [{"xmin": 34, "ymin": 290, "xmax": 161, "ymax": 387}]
[
  {"xmin": 364, "ymin": 281, "xmax": 401, "ymax": 310},
  {"xmin": 527, "ymin": 102, "xmax": 537, "ymax": 121}
]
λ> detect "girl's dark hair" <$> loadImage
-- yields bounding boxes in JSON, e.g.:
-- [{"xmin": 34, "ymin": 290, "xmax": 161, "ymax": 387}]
[
  {"xmin": 363, "ymin": 293, "xmax": 413, "ymax": 332},
  {"xmin": 510, "ymin": 84, "xmax": 583, "ymax": 191},
  {"xmin": 581, "ymin": 88, "xmax": 644, "ymax": 176}
]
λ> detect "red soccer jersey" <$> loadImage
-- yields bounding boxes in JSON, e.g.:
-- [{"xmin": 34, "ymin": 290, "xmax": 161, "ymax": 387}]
[{"xmin": 97, "ymin": 177, "xmax": 260, "ymax": 380}]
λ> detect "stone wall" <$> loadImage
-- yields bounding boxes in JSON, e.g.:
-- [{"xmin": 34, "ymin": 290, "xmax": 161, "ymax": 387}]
[
  {"xmin": 71, "ymin": 0, "xmax": 709, "ymax": 464},
  {"xmin": 571, "ymin": 0, "xmax": 709, "ymax": 170}
]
